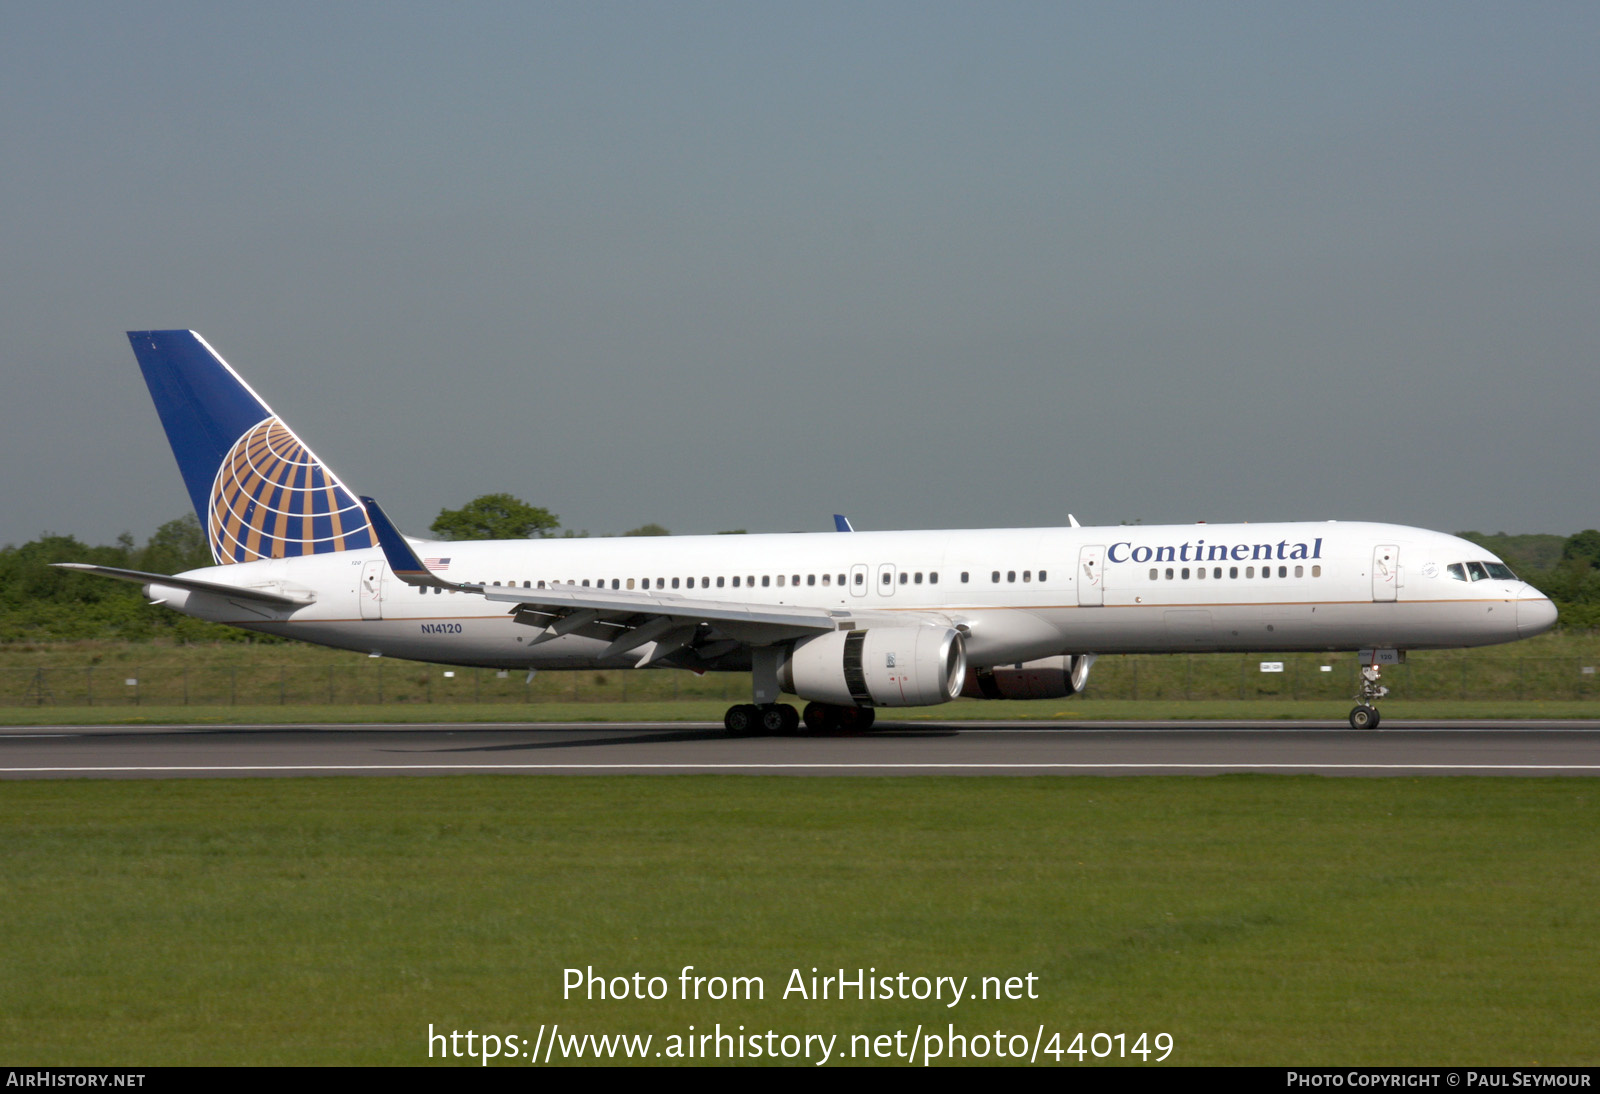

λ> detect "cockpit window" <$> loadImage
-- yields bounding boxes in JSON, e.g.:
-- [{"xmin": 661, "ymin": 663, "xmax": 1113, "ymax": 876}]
[
  {"xmin": 1446, "ymin": 563, "xmax": 1466, "ymax": 581},
  {"xmin": 1466, "ymin": 562, "xmax": 1490, "ymax": 581},
  {"xmin": 1485, "ymin": 562, "xmax": 1517, "ymax": 581}
]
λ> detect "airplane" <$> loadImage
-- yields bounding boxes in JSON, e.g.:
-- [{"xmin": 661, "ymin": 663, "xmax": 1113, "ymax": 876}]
[{"xmin": 58, "ymin": 330, "xmax": 1559, "ymax": 734}]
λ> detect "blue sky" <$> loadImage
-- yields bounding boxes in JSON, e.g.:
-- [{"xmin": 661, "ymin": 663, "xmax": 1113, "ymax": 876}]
[{"xmin": 3, "ymin": 2, "xmax": 1596, "ymax": 545}]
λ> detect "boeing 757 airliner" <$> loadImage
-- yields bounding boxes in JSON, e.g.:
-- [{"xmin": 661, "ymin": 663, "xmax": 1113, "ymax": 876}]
[{"xmin": 59, "ymin": 331, "xmax": 1558, "ymax": 733}]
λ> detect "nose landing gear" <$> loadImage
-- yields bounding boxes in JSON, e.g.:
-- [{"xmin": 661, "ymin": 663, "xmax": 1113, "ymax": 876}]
[{"xmin": 1349, "ymin": 664, "xmax": 1390, "ymax": 730}]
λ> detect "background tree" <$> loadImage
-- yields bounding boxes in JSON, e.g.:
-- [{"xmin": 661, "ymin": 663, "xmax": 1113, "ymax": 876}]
[
  {"xmin": 429, "ymin": 494, "xmax": 560, "ymax": 541},
  {"xmin": 621, "ymin": 523, "xmax": 670, "ymax": 537}
]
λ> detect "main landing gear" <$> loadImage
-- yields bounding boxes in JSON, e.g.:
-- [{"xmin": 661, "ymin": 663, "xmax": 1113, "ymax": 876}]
[
  {"xmin": 1348, "ymin": 663, "xmax": 1390, "ymax": 730},
  {"xmin": 722, "ymin": 702, "xmax": 876, "ymax": 736}
]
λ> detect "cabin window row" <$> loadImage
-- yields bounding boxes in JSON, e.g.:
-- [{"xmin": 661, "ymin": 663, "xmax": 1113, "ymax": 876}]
[{"xmin": 1148, "ymin": 564, "xmax": 1321, "ymax": 581}]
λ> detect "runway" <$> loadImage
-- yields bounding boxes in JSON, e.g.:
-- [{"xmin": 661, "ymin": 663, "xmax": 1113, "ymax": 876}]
[{"xmin": 3, "ymin": 720, "xmax": 1600, "ymax": 778}]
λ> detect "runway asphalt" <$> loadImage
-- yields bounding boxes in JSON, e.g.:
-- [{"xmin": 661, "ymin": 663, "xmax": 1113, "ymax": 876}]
[{"xmin": 2, "ymin": 720, "xmax": 1600, "ymax": 778}]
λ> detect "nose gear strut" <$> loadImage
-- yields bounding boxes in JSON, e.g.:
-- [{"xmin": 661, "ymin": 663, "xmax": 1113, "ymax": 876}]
[{"xmin": 1349, "ymin": 664, "xmax": 1389, "ymax": 729}]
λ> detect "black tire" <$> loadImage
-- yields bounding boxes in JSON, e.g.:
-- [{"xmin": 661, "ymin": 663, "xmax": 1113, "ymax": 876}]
[
  {"xmin": 779, "ymin": 704, "xmax": 801, "ymax": 735},
  {"xmin": 724, "ymin": 704, "xmax": 756, "ymax": 736},
  {"xmin": 802, "ymin": 702, "xmax": 838, "ymax": 734},
  {"xmin": 1349, "ymin": 705, "xmax": 1376, "ymax": 730},
  {"xmin": 760, "ymin": 704, "xmax": 790, "ymax": 735}
]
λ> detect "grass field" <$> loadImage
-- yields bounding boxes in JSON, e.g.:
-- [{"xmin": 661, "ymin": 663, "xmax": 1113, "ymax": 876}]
[
  {"xmin": 3, "ymin": 776, "xmax": 1598, "ymax": 1066},
  {"xmin": 0, "ymin": 630, "xmax": 1596, "ymax": 721}
]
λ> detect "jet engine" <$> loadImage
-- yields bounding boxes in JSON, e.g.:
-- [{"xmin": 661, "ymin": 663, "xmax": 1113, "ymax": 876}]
[
  {"xmin": 778, "ymin": 627, "xmax": 967, "ymax": 708},
  {"xmin": 961, "ymin": 654, "xmax": 1095, "ymax": 700}
]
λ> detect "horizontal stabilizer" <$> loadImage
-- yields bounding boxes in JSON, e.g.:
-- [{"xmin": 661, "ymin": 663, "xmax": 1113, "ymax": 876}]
[{"xmin": 52, "ymin": 563, "xmax": 314, "ymax": 608}]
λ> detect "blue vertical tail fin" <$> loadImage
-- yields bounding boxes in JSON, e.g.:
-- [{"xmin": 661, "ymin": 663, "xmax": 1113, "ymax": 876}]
[{"xmin": 128, "ymin": 330, "xmax": 376, "ymax": 565}]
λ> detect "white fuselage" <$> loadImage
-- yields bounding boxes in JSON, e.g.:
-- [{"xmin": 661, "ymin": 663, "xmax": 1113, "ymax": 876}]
[{"xmin": 146, "ymin": 520, "xmax": 1556, "ymax": 672}]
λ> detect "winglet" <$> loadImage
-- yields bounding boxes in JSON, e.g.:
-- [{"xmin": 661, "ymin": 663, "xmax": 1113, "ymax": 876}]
[
  {"xmin": 833, "ymin": 514, "xmax": 854, "ymax": 532},
  {"xmin": 360, "ymin": 496, "xmax": 474, "ymax": 591}
]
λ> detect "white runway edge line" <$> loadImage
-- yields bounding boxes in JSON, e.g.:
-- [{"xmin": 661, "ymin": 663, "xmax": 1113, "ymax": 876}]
[{"xmin": 7, "ymin": 763, "xmax": 1600, "ymax": 773}]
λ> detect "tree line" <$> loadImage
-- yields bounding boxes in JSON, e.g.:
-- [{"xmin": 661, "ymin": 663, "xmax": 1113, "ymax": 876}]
[{"xmin": 0, "ymin": 497, "xmax": 1594, "ymax": 643}]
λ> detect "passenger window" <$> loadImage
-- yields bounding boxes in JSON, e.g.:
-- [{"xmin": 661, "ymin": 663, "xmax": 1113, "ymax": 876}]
[
  {"xmin": 882, "ymin": 573, "xmax": 891, "ymax": 586},
  {"xmin": 1196, "ymin": 567, "xmax": 1206, "ymax": 580},
  {"xmin": 671, "ymin": 578, "xmax": 679, "ymax": 589},
  {"xmin": 581, "ymin": 580, "xmax": 589, "ymax": 587},
  {"xmin": 732, "ymin": 576, "xmax": 741, "ymax": 587},
  {"xmin": 1294, "ymin": 566, "xmax": 1303, "ymax": 578},
  {"xmin": 1181, "ymin": 568, "xmax": 1190, "ymax": 580},
  {"xmin": 1278, "ymin": 566, "xmax": 1287, "ymax": 578},
  {"xmin": 1312, "ymin": 566, "xmax": 1321, "ymax": 577},
  {"xmin": 837, "ymin": 574, "xmax": 846, "ymax": 586},
  {"xmin": 762, "ymin": 576, "xmax": 771, "ymax": 587},
  {"xmin": 1246, "ymin": 567, "xmax": 1254, "ymax": 578},
  {"xmin": 854, "ymin": 573, "xmax": 864, "ymax": 586},
  {"xmin": 1213, "ymin": 567, "xmax": 1221, "ymax": 579},
  {"xmin": 717, "ymin": 576, "xmax": 725, "ymax": 588},
  {"xmin": 899, "ymin": 572, "xmax": 908, "ymax": 585},
  {"xmin": 930, "ymin": 572, "xmax": 939, "ymax": 584},
  {"xmin": 914, "ymin": 572, "xmax": 923, "ymax": 584},
  {"xmin": 777, "ymin": 575, "xmax": 786, "ymax": 587},
  {"xmin": 991, "ymin": 571, "xmax": 1000, "ymax": 583},
  {"xmin": 1229, "ymin": 567, "xmax": 1238, "ymax": 579},
  {"xmin": 626, "ymin": 579, "xmax": 635, "ymax": 590},
  {"xmin": 961, "ymin": 572, "xmax": 969, "ymax": 583},
  {"xmin": 1165, "ymin": 568, "xmax": 1174, "ymax": 580},
  {"xmin": 1150, "ymin": 568, "xmax": 1159, "ymax": 580},
  {"xmin": 807, "ymin": 575, "xmax": 816, "ymax": 586},
  {"xmin": 1007, "ymin": 571, "xmax": 1016, "ymax": 583},
  {"xmin": 1022, "ymin": 571, "xmax": 1031, "ymax": 582},
  {"xmin": 1038, "ymin": 570, "xmax": 1047, "ymax": 581}
]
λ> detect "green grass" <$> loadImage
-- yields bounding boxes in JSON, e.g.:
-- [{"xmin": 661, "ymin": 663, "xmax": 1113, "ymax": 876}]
[
  {"xmin": 2, "ymin": 697, "xmax": 1598, "ymax": 726},
  {"xmin": 2, "ymin": 776, "xmax": 1598, "ymax": 1065}
]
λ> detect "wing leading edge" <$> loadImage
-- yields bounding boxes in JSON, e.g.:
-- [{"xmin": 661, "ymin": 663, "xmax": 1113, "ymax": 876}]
[{"xmin": 361, "ymin": 496, "xmax": 853, "ymax": 664}]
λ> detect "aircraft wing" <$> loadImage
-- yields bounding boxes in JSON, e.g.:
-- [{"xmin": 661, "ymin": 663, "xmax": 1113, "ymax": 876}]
[
  {"xmin": 362, "ymin": 497, "xmax": 892, "ymax": 663},
  {"xmin": 52, "ymin": 563, "xmax": 315, "ymax": 608}
]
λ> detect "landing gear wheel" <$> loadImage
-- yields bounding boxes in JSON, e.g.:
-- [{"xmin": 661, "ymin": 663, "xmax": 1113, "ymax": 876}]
[
  {"xmin": 759, "ymin": 704, "xmax": 796, "ymax": 736},
  {"xmin": 724, "ymin": 704, "xmax": 758, "ymax": 736},
  {"xmin": 837, "ymin": 706, "xmax": 875, "ymax": 732},
  {"xmin": 1349, "ymin": 705, "xmax": 1380, "ymax": 730},
  {"xmin": 802, "ymin": 702, "xmax": 839, "ymax": 734}
]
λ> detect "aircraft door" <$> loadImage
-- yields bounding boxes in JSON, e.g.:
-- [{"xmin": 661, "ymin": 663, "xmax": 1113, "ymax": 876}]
[
  {"xmin": 1078, "ymin": 545, "xmax": 1105, "ymax": 607},
  {"xmin": 876, "ymin": 563, "xmax": 896, "ymax": 596},
  {"xmin": 360, "ymin": 559, "xmax": 385, "ymax": 620},
  {"xmin": 849, "ymin": 563, "xmax": 868, "ymax": 597},
  {"xmin": 1372, "ymin": 544, "xmax": 1399, "ymax": 602}
]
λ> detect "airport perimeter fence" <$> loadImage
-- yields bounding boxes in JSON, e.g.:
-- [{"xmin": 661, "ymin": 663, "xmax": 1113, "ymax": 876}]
[{"xmin": 1, "ymin": 653, "xmax": 1597, "ymax": 707}]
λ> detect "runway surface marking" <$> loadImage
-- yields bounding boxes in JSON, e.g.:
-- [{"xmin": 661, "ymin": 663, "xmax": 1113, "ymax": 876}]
[{"xmin": 7, "ymin": 763, "xmax": 1600, "ymax": 774}]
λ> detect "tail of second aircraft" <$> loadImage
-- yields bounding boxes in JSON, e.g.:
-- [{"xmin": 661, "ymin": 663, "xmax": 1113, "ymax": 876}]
[{"xmin": 128, "ymin": 330, "xmax": 376, "ymax": 565}]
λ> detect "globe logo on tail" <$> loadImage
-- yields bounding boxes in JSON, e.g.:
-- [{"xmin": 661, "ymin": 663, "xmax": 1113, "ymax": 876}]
[{"xmin": 207, "ymin": 417, "xmax": 376, "ymax": 564}]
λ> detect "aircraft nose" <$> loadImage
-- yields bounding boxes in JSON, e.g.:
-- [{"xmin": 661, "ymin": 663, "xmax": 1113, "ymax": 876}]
[{"xmin": 1517, "ymin": 592, "xmax": 1558, "ymax": 638}]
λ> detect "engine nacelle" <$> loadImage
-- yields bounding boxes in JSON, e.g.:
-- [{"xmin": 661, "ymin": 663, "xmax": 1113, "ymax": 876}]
[
  {"xmin": 778, "ymin": 627, "xmax": 967, "ymax": 708},
  {"xmin": 962, "ymin": 654, "xmax": 1095, "ymax": 700}
]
